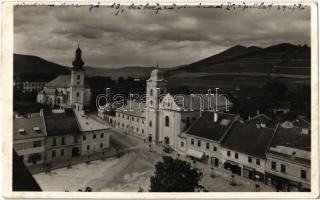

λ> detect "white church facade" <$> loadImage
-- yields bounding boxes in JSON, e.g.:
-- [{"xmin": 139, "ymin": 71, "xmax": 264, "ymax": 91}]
[
  {"xmin": 37, "ymin": 46, "xmax": 91, "ymax": 111},
  {"xmin": 114, "ymin": 68, "xmax": 232, "ymax": 152}
]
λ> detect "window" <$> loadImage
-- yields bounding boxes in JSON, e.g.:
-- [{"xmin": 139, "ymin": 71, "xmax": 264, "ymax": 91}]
[
  {"xmin": 74, "ymin": 136, "xmax": 78, "ymax": 143},
  {"xmin": 149, "ymin": 121, "xmax": 152, "ymax": 127},
  {"xmin": 132, "ymin": 117, "xmax": 134, "ymax": 120},
  {"xmin": 33, "ymin": 141, "xmax": 41, "ymax": 148},
  {"xmin": 142, "ymin": 129, "xmax": 144, "ymax": 134},
  {"xmin": 87, "ymin": 145, "xmax": 90, "ymax": 150},
  {"xmin": 281, "ymin": 164, "xmax": 286, "ymax": 173},
  {"xmin": 301, "ymin": 170, "xmax": 307, "ymax": 179},
  {"xmin": 60, "ymin": 149, "xmax": 64, "ymax": 156},
  {"xmin": 122, "ymin": 123, "xmax": 124, "ymax": 127},
  {"xmin": 137, "ymin": 118, "xmax": 139, "ymax": 122},
  {"xmin": 77, "ymin": 75, "xmax": 80, "ymax": 80},
  {"xmin": 165, "ymin": 116, "xmax": 170, "ymax": 127},
  {"xmin": 271, "ymin": 161, "xmax": 277, "ymax": 170},
  {"xmin": 61, "ymin": 137, "xmax": 65, "ymax": 145},
  {"xmin": 52, "ymin": 138, "xmax": 57, "ymax": 146},
  {"xmin": 100, "ymin": 143, "xmax": 103, "ymax": 148},
  {"xmin": 127, "ymin": 116, "xmax": 129, "ymax": 120},
  {"xmin": 235, "ymin": 153, "xmax": 238, "ymax": 159},
  {"xmin": 101, "ymin": 133, "xmax": 104, "ymax": 138},
  {"xmin": 136, "ymin": 128, "xmax": 139, "ymax": 132},
  {"xmin": 150, "ymin": 89, "xmax": 153, "ymax": 96},
  {"xmin": 93, "ymin": 134, "xmax": 96, "ymax": 139},
  {"xmin": 213, "ymin": 146, "xmax": 217, "ymax": 151},
  {"xmin": 191, "ymin": 139, "xmax": 194, "ymax": 145},
  {"xmin": 122, "ymin": 114, "xmax": 124, "ymax": 119},
  {"xmin": 227, "ymin": 151, "xmax": 231, "ymax": 156},
  {"xmin": 206, "ymin": 143, "xmax": 210, "ymax": 149},
  {"xmin": 256, "ymin": 159, "xmax": 260, "ymax": 165},
  {"xmin": 77, "ymin": 92, "xmax": 79, "ymax": 97},
  {"xmin": 197, "ymin": 140, "xmax": 201, "ymax": 147},
  {"xmin": 83, "ymin": 135, "xmax": 86, "ymax": 141},
  {"xmin": 181, "ymin": 141, "xmax": 184, "ymax": 147},
  {"xmin": 52, "ymin": 150, "xmax": 56, "ymax": 158},
  {"xmin": 248, "ymin": 157, "xmax": 252, "ymax": 163}
]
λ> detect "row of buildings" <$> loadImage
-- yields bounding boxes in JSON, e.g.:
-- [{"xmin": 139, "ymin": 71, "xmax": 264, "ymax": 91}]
[
  {"xmin": 13, "ymin": 108, "xmax": 110, "ymax": 167},
  {"xmin": 107, "ymin": 68, "xmax": 311, "ymax": 192}
]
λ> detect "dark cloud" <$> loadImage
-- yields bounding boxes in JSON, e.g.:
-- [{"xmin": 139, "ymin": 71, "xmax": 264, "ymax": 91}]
[{"xmin": 14, "ymin": 5, "xmax": 311, "ymax": 68}]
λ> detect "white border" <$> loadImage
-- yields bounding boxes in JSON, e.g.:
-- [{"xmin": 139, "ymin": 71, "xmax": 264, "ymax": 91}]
[{"xmin": 1, "ymin": 1, "xmax": 319, "ymax": 199}]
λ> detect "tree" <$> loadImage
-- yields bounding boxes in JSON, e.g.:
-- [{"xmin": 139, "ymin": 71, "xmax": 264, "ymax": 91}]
[{"xmin": 149, "ymin": 156, "xmax": 203, "ymax": 192}]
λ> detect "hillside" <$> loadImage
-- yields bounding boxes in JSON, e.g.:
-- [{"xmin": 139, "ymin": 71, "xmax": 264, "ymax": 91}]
[
  {"xmin": 14, "ymin": 54, "xmax": 70, "ymax": 75},
  {"xmin": 166, "ymin": 43, "xmax": 311, "ymax": 78}
]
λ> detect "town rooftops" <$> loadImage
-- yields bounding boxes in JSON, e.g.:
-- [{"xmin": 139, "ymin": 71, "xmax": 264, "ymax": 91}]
[
  {"xmin": 186, "ymin": 112, "xmax": 239, "ymax": 142},
  {"xmin": 221, "ymin": 121, "xmax": 276, "ymax": 159},
  {"xmin": 245, "ymin": 114, "xmax": 276, "ymax": 128},
  {"xmin": 267, "ymin": 126, "xmax": 311, "ymax": 165},
  {"xmin": 42, "ymin": 108, "xmax": 81, "ymax": 136},
  {"xmin": 269, "ymin": 126, "xmax": 311, "ymax": 151},
  {"xmin": 74, "ymin": 110, "xmax": 109, "ymax": 132},
  {"xmin": 13, "ymin": 114, "xmax": 46, "ymax": 140},
  {"xmin": 116, "ymin": 101, "xmax": 146, "ymax": 118}
]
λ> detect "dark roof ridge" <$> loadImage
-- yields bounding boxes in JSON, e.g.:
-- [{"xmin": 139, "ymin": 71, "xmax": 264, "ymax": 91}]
[
  {"xmin": 245, "ymin": 113, "xmax": 272, "ymax": 122},
  {"xmin": 264, "ymin": 123, "xmax": 279, "ymax": 156},
  {"xmin": 219, "ymin": 114, "xmax": 240, "ymax": 143}
]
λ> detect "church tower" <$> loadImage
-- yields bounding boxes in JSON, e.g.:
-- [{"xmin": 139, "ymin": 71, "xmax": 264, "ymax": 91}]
[
  {"xmin": 70, "ymin": 44, "xmax": 85, "ymax": 111},
  {"xmin": 145, "ymin": 65, "xmax": 167, "ymax": 143}
]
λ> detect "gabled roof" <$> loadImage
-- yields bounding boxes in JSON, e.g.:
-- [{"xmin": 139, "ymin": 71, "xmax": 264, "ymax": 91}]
[
  {"xmin": 44, "ymin": 74, "xmax": 90, "ymax": 89},
  {"xmin": 43, "ymin": 108, "xmax": 81, "ymax": 136},
  {"xmin": 269, "ymin": 126, "xmax": 311, "ymax": 151},
  {"xmin": 221, "ymin": 122, "xmax": 276, "ymax": 158},
  {"xmin": 13, "ymin": 114, "xmax": 46, "ymax": 140},
  {"xmin": 116, "ymin": 101, "xmax": 146, "ymax": 118},
  {"xmin": 45, "ymin": 75, "xmax": 71, "ymax": 88},
  {"xmin": 186, "ymin": 112, "xmax": 238, "ymax": 142},
  {"xmin": 245, "ymin": 114, "xmax": 276, "ymax": 128}
]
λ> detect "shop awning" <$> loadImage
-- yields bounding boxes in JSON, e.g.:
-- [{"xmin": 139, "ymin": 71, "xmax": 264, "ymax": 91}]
[{"xmin": 186, "ymin": 149, "xmax": 204, "ymax": 159}]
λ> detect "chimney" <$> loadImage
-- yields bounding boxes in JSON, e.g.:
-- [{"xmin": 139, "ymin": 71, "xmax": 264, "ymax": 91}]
[{"xmin": 214, "ymin": 112, "xmax": 218, "ymax": 122}]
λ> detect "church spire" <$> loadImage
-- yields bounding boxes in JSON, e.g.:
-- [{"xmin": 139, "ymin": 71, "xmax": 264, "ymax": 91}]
[{"xmin": 72, "ymin": 44, "xmax": 84, "ymax": 71}]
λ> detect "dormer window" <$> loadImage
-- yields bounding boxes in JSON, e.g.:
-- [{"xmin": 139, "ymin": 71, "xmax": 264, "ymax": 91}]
[
  {"xmin": 18, "ymin": 129, "xmax": 26, "ymax": 134},
  {"xmin": 33, "ymin": 127, "xmax": 41, "ymax": 134}
]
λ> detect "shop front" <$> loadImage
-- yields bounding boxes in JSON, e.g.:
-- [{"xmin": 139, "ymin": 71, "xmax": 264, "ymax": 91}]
[{"xmin": 224, "ymin": 160, "xmax": 241, "ymax": 176}]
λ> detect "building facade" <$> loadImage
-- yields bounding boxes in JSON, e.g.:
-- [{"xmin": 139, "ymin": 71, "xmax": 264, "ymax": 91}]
[{"xmin": 37, "ymin": 46, "xmax": 91, "ymax": 111}]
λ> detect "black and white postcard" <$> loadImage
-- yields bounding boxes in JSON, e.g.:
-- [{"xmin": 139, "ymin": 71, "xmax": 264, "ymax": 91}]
[{"xmin": 1, "ymin": 1, "xmax": 319, "ymax": 199}]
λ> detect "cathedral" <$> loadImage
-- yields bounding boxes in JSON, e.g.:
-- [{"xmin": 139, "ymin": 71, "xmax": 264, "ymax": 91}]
[{"xmin": 37, "ymin": 46, "xmax": 91, "ymax": 111}]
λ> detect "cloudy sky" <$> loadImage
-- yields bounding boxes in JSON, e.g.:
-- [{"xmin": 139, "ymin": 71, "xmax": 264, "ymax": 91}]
[{"xmin": 14, "ymin": 5, "xmax": 310, "ymax": 68}]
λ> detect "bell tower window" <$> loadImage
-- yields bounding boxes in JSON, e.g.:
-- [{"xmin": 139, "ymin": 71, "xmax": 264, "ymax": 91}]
[
  {"xmin": 165, "ymin": 116, "xmax": 169, "ymax": 127},
  {"xmin": 76, "ymin": 92, "xmax": 79, "ymax": 97}
]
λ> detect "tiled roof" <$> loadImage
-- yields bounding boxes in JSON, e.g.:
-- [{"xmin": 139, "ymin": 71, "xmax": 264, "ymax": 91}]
[
  {"xmin": 74, "ymin": 110, "xmax": 109, "ymax": 132},
  {"xmin": 269, "ymin": 126, "xmax": 311, "ymax": 151},
  {"xmin": 43, "ymin": 108, "xmax": 81, "ymax": 136},
  {"xmin": 173, "ymin": 94, "xmax": 232, "ymax": 111},
  {"xmin": 245, "ymin": 114, "xmax": 275, "ymax": 128},
  {"xmin": 45, "ymin": 74, "xmax": 90, "ymax": 88},
  {"xmin": 13, "ymin": 114, "xmax": 46, "ymax": 140},
  {"xmin": 45, "ymin": 75, "xmax": 71, "ymax": 88},
  {"xmin": 221, "ymin": 122, "xmax": 276, "ymax": 158},
  {"xmin": 186, "ymin": 112, "xmax": 238, "ymax": 142},
  {"xmin": 116, "ymin": 101, "xmax": 146, "ymax": 118}
]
